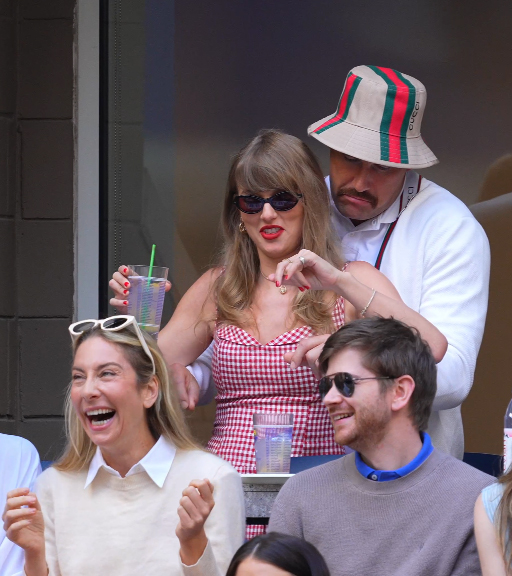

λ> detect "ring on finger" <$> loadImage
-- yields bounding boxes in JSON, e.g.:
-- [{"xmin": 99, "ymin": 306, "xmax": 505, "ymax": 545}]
[
  {"xmin": 286, "ymin": 258, "xmax": 293, "ymax": 264},
  {"xmin": 299, "ymin": 256, "xmax": 306, "ymax": 269}
]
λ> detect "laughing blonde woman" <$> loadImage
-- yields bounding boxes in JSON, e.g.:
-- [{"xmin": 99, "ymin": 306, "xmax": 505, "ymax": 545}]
[{"xmin": 3, "ymin": 316, "xmax": 244, "ymax": 576}]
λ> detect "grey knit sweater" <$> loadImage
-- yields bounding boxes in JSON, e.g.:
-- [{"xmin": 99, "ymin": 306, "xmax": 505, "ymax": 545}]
[{"xmin": 268, "ymin": 449, "xmax": 493, "ymax": 576}]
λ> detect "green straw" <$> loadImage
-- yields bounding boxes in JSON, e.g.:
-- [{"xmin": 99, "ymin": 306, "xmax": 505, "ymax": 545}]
[
  {"xmin": 147, "ymin": 244, "xmax": 156, "ymax": 286},
  {"xmin": 142, "ymin": 244, "xmax": 156, "ymax": 329}
]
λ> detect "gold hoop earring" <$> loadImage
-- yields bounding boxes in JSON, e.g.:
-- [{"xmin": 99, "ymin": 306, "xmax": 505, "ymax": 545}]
[{"xmin": 239, "ymin": 221, "xmax": 246, "ymax": 233}]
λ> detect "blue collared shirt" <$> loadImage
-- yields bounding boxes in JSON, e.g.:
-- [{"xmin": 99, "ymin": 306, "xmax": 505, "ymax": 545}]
[{"xmin": 355, "ymin": 432, "xmax": 433, "ymax": 482}]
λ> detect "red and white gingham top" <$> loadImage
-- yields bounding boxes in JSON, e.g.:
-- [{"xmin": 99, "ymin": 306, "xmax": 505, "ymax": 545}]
[{"xmin": 208, "ymin": 298, "xmax": 346, "ymax": 474}]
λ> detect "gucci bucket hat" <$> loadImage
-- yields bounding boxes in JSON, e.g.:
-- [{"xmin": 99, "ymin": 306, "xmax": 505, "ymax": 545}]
[{"xmin": 308, "ymin": 65, "xmax": 438, "ymax": 169}]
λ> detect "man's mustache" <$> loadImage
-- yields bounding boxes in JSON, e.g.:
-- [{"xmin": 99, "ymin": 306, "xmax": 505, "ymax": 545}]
[{"xmin": 336, "ymin": 188, "xmax": 378, "ymax": 209}]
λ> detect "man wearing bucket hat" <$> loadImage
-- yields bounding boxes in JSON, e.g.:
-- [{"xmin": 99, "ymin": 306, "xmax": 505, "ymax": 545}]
[
  {"xmin": 294, "ymin": 65, "xmax": 489, "ymax": 458},
  {"xmin": 174, "ymin": 65, "xmax": 489, "ymax": 459}
]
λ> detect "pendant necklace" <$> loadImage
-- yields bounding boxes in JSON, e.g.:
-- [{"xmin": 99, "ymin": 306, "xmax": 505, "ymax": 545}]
[{"xmin": 261, "ymin": 270, "xmax": 287, "ymax": 294}]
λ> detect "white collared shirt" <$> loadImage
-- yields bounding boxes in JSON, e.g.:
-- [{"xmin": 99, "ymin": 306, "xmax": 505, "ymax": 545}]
[
  {"xmin": 84, "ymin": 435, "xmax": 177, "ymax": 489},
  {"xmin": 328, "ymin": 170, "xmax": 418, "ymax": 265}
]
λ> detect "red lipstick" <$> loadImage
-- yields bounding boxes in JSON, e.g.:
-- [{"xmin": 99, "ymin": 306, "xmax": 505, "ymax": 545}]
[{"xmin": 260, "ymin": 226, "xmax": 284, "ymax": 240}]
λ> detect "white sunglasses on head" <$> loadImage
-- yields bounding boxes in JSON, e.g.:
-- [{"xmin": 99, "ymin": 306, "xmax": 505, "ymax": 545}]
[{"xmin": 68, "ymin": 315, "xmax": 156, "ymax": 375}]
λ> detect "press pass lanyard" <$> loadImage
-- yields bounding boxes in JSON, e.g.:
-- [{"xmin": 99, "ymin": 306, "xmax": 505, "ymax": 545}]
[{"xmin": 374, "ymin": 173, "xmax": 422, "ymax": 270}]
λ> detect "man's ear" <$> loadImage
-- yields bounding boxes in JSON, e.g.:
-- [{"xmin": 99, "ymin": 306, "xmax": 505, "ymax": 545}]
[
  {"xmin": 143, "ymin": 376, "xmax": 159, "ymax": 409},
  {"xmin": 390, "ymin": 375, "xmax": 415, "ymax": 413}
]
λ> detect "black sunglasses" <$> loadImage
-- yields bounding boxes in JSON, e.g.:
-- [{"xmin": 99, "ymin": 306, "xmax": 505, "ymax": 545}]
[
  {"xmin": 318, "ymin": 372, "xmax": 395, "ymax": 400},
  {"xmin": 233, "ymin": 190, "xmax": 303, "ymax": 214}
]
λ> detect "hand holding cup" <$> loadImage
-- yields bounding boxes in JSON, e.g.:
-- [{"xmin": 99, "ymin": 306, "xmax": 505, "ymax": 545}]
[{"xmin": 109, "ymin": 265, "xmax": 172, "ymax": 313}]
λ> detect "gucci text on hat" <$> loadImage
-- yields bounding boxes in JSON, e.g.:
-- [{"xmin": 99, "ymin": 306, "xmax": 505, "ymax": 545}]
[{"xmin": 308, "ymin": 65, "xmax": 438, "ymax": 170}]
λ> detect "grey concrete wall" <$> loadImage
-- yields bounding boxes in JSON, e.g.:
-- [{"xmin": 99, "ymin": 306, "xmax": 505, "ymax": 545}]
[{"xmin": 0, "ymin": 0, "xmax": 75, "ymax": 459}]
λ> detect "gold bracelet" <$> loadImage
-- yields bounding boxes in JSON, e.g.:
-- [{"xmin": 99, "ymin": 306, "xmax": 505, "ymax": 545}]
[{"xmin": 360, "ymin": 289, "xmax": 376, "ymax": 317}]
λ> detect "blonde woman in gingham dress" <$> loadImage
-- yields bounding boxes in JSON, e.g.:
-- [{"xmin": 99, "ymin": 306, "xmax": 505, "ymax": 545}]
[{"xmin": 110, "ymin": 130, "xmax": 447, "ymax": 537}]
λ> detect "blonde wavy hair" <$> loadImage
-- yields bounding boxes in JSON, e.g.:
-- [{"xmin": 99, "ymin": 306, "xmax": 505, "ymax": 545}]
[
  {"xmin": 55, "ymin": 326, "xmax": 199, "ymax": 472},
  {"xmin": 216, "ymin": 129, "xmax": 344, "ymax": 334}
]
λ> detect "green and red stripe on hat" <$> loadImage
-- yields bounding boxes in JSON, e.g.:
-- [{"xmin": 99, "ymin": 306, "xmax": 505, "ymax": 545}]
[
  {"xmin": 367, "ymin": 66, "xmax": 417, "ymax": 165},
  {"xmin": 308, "ymin": 64, "xmax": 437, "ymax": 170},
  {"xmin": 314, "ymin": 72, "xmax": 362, "ymax": 135}
]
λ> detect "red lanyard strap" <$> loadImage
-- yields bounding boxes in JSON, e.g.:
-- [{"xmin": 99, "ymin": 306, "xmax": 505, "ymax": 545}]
[{"xmin": 374, "ymin": 175, "xmax": 422, "ymax": 270}]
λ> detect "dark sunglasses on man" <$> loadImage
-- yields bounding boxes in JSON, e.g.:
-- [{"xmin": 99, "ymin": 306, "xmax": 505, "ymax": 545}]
[
  {"xmin": 233, "ymin": 190, "xmax": 303, "ymax": 214},
  {"xmin": 318, "ymin": 372, "xmax": 396, "ymax": 400}
]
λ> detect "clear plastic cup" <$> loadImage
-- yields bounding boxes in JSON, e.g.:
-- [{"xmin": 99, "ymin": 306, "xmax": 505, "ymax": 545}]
[
  {"xmin": 253, "ymin": 413, "xmax": 294, "ymax": 473},
  {"xmin": 126, "ymin": 265, "xmax": 168, "ymax": 339}
]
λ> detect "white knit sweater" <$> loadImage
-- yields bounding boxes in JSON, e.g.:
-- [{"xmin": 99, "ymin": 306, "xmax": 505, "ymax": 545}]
[
  {"xmin": 34, "ymin": 449, "xmax": 245, "ymax": 576},
  {"xmin": 375, "ymin": 177, "xmax": 489, "ymax": 457}
]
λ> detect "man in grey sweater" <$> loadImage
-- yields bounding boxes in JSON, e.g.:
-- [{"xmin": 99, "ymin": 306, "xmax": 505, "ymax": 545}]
[{"xmin": 268, "ymin": 318, "xmax": 493, "ymax": 576}]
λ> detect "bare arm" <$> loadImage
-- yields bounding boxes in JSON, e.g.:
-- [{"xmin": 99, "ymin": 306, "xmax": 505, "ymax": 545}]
[
  {"xmin": 343, "ymin": 260, "xmax": 447, "ymax": 361},
  {"xmin": 157, "ymin": 269, "xmax": 220, "ymax": 368},
  {"xmin": 273, "ymin": 251, "xmax": 447, "ymax": 363},
  {"xmin": 474, "ymin": 494, "xmax": 508, "ymax": 576}
]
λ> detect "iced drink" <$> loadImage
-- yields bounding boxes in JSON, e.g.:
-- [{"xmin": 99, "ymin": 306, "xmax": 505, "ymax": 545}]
[
  {"xmin": 126, "ymin": 265, "xmax": 168, "ymax": 338},
  {"xmin": 253, "ymin": 413, "xmax": 294, "ymax": 473}
]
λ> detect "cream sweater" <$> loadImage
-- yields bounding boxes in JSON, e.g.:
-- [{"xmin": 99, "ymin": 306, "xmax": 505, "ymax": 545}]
[{"xmin": 34, "ymin": 449, "xmax": 245, "ymax": 576}]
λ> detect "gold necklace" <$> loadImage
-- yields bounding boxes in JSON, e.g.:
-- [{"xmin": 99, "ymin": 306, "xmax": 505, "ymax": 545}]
[{"xmin": 261, "ymin": 270, "xmax": 287, "ymax": 294}]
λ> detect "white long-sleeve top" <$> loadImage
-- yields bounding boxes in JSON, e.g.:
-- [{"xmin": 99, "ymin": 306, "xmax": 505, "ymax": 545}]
[
  {"xmin": 331, "ymin": 172, "xmax": 490, "ymax": 457},
  {"xmin": 0, "ymin": 434, "xmax": 41, "ymax": 576},
  {"xmin": 190, "ymin": 172, "xmax": 490, "ymax": 458},
  {"xmin": 32, "ymin": 443, "xmax": 245, "ymax": 576}
]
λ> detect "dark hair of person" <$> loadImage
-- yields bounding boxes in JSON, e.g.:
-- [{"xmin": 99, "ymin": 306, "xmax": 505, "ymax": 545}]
[
  {"xmin": 318, "ymin": 317, "xmax": 437, "ymax": 431},
  {"xmin": 226, "ymin": 532, "xmax": 330, "ymax": 576}
]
